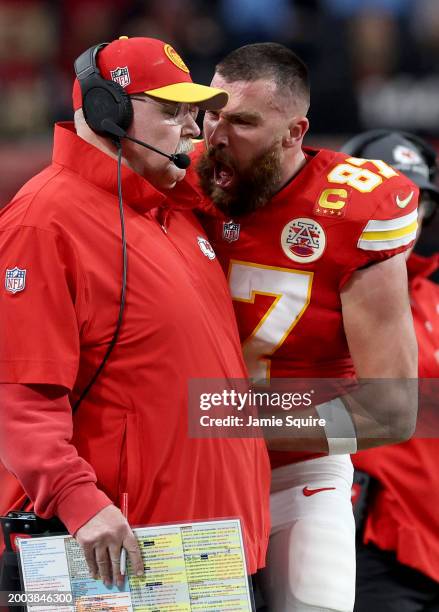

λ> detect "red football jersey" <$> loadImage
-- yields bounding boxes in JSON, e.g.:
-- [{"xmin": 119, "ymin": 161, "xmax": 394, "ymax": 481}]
[{"xmin": 196, "ymin": 144, "xmax": 419, "ymax": 466}]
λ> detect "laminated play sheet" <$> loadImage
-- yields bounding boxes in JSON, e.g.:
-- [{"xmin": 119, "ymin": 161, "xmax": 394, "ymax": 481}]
[{"xmin": 16, "ymin": 518, "xmax": 252, "ymax": 611}]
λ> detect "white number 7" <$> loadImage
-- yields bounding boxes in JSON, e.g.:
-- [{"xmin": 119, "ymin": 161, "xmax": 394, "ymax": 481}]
[{"xmin": 228, "ymin": 260, "xmax": 313, "ymax": 382}]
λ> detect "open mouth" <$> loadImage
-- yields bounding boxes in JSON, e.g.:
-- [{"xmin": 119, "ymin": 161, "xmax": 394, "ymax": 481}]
[{"xmin": 214, "ymin": 161, "xmax": 235, "ymax": 189}]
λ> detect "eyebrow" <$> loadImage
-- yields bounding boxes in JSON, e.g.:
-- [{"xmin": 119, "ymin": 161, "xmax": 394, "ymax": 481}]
[{"xmin": 221, "ymin": 110, "xmax": 262, "ymax": 124}]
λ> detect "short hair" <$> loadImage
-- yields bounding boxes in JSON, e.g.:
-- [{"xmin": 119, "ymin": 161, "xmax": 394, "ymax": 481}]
[{"xmin": 216, "ymin": 43, "xmax": 310, "ymax": 110}]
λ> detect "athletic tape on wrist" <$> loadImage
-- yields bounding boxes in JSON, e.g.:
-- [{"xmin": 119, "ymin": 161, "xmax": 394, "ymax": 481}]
[{"xmin": 315, "ymin": 398, "xmax": 358, "ymax": 454}]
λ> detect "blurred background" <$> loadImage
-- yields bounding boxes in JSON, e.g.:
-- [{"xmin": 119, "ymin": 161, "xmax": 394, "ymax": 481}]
[{"xmin": 0, "ymin": 0, "xmax": 438, "ymax": 254}]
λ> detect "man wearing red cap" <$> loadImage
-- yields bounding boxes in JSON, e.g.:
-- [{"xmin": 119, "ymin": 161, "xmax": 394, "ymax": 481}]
[{"xmin": 0, "ymin": 37, "xmax": 270, "ymax": 594}]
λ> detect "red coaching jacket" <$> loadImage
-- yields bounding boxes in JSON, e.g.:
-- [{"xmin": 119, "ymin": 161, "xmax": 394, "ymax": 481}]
[{"xmin": 0, "ymin": 123, "xmax": 270, "ymax": 573}]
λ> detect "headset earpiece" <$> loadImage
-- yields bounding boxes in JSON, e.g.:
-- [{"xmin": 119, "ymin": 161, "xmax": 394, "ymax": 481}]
[
  {"xmin": 81, "ymin": 77, "xmax": 133, "ymax": 135},
  {"xmin": 74, "ymin": 43, "xmax": 134, "ymax": 137}
]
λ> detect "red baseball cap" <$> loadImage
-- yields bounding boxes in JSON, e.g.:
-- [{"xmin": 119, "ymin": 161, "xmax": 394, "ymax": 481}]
[{"xmin": 73, "ymin": 36, "xmax": 228, "ymax": 111}]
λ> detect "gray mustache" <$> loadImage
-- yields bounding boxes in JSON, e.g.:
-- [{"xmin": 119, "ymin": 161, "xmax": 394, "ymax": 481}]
[{"xmin": 176, "ymin": 139, "xmax": 195, "ymax": 155}]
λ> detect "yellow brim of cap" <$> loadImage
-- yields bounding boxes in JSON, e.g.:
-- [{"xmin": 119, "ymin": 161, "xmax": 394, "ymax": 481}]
[{"xmin": 144, "ymin": 82, "xmax": 228, "ymax": 110}]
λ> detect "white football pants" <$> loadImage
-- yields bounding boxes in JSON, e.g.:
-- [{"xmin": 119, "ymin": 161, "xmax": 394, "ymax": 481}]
[{"xmin": 259, "ymin": 455, "xmax": 355, "ymax": 612}]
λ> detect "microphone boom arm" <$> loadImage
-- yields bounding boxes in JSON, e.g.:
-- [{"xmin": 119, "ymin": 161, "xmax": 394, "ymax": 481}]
[{"xmin": 100, "ymin": 118, "xmax": 191, "ymax": 169}]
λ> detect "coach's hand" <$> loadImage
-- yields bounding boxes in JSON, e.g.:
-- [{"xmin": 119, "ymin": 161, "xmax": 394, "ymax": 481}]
[{"xmin": 75, "ymin": 505, "xmax": 144, "ymax": 587}]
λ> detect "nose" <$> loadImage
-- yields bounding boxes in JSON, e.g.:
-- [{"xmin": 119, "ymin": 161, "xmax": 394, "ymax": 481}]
[
  {"xmin": 182, "ymin": 113, "xmax": 200, "ymax": 139},
  {"xmin": 207, "ymin": 118, "xmax": 228, "ymax": 148}
]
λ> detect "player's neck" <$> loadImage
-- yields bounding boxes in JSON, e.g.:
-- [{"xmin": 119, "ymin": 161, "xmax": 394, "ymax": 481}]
[{"xmin": 279, "ymin": 147, "xmax": 307, "ymax": 191}]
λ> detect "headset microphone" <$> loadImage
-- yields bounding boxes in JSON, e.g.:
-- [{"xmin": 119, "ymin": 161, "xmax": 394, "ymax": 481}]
[{"xmin": 101, "ymin": 118, "xmax": 191, "ymax": 169}]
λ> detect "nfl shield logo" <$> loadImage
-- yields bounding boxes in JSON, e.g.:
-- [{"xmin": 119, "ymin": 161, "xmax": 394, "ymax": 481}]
[
  {"xmin": 5, "ymin": 267, "xmax": 26, "ymax": 294},
  {"xmin": 222, "ymin": 220, "xmax": 240, "ymax": 243},
  {"xmin": 110, "ymin": 66, "xmax": 131, "ymax": 88}
]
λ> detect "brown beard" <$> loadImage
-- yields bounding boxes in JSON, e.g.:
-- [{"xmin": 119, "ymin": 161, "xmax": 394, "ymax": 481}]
[{"xmin": 196, "ymin": 145, "xmax": 283, "ymax": 217}]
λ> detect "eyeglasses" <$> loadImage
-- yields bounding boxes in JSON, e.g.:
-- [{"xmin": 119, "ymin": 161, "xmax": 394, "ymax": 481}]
[{"xmin": 130, "ymin": 95, "xmax": 199, "ymax": 125}]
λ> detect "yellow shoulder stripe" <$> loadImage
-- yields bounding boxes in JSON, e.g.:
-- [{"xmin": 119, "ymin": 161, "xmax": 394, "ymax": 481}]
[{"xmin": 360, "ymin": 220, "xmax": 418, "ymax": 242}]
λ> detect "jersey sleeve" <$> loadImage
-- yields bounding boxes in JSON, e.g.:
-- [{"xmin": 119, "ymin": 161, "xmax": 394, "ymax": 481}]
[
  {"xmin": 336, "ymin": 169, "xmax": 419, "ymax": 288},
  {"xmin": 0, "ymin": 225, "xmax": 88, "ymax": 389},
  {"xmin": 357, "ymin": 176, "xmax": 419, "ymax": 263}
]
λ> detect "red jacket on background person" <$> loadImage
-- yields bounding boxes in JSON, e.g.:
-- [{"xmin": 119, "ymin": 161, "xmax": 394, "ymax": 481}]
[{"xmin": 353, "ymin": 251, "xmax": 439, "ymax": 582}]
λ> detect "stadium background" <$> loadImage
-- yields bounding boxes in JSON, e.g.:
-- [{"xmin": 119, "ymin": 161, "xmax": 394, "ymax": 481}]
[{"xmin": 1, "ymin": 0, "xmax": 438, "ymax": 263}]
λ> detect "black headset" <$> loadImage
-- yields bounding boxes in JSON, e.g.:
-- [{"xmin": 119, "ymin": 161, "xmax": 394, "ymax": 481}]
[
  {"xmin": 73, "ymin": 43, "xmax": 130, "ymax": 412},
  {"xmin": 74, "ymin": 43, "xmax": 133, "ymax": 136},
  {"xmin": 17, "ymin": 44, "xmax": 132, "ymax": 512},
  {"xmin": 74, "ymin": 43, "xmax": 191, "ymax": 166},
  {"xmin": 72, "ymin": 41, "xmax": 190, "ymax": 412},
  {"xmin": 342, "ymin": 128, "xmax": 438, "ymax": 186}
]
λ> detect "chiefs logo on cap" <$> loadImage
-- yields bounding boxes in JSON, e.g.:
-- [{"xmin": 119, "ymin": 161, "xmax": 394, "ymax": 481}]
[{"xmin": 164, "ymin": 44, "xmax": 190, "ymax": 73}]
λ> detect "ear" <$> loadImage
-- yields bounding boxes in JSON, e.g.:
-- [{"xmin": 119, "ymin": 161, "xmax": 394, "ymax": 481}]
[{"xmin": 283, "ymin": 116, "xmax": 309, "ymax": 148}]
